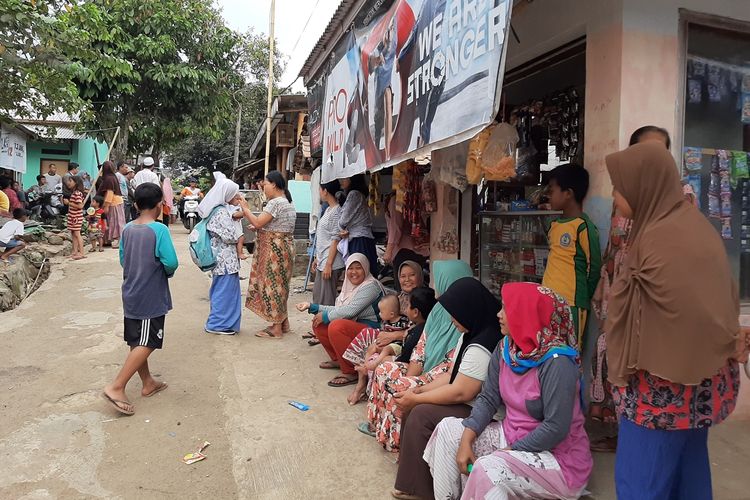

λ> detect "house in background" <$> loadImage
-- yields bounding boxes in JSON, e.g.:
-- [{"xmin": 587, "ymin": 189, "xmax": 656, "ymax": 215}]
[{"xmin": 14, "ymin": 113, "xmax": 108, "ymax": 189}]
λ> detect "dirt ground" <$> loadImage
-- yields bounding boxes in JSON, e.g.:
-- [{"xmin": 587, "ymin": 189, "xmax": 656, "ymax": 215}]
[{"xmin": 1, "ymin": 226, "xmax": 749, "ymax": 499}]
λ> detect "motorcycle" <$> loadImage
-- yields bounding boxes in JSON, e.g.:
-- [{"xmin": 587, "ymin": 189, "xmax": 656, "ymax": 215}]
[{"xmin": 182, "ymin": 195, "xmax": 201, "ymax": 231}]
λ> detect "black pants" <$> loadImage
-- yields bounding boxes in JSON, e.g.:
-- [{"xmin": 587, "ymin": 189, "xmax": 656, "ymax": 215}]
[{"xmin": 394, "ymin": 403, "xmax": 472, "ymax": 499}]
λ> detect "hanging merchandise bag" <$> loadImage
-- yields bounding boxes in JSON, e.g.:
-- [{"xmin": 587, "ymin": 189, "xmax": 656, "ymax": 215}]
[
  {"xmin": 481, "ymin": 123, "xmax": 519, "ymax": 181},
  {"xmin": 466, "ymin": 125, "xmax": 493, "ymax": 185}
]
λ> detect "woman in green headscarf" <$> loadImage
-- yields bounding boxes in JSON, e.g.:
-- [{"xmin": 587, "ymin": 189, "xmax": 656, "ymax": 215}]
[{"xmin": 361, "ymin": 260, "xmax": 473, "ymax": 452}]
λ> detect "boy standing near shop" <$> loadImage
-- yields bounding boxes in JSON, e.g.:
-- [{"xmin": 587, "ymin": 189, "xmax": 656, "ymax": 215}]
[
  {"xmin": 543, "ymin": 163, "xmax": 601, "ymax": 347},
  {"xmin": 102, "ymin": 183, "xmax": 178, "ymax": 416}
]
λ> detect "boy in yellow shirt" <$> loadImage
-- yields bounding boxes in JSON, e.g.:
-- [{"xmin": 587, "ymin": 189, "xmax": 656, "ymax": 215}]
[{"xmin": 542, "ymin": 164, "xmax": 601, "ymax": 347}]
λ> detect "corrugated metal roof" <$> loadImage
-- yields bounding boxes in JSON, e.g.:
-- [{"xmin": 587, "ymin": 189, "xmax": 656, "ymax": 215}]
[
  {"xmin": 298, "ymin": 0, "xmax": 365, "ymax": 84},
  {"xmin": 24, "ymin": 124, "xmax": 87, "ymax": 140}
]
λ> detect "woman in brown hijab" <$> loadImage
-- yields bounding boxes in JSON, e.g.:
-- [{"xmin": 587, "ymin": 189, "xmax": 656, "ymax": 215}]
[{"xmin": 605, "ymin": 141, "xmax": 742, "ymax": 500}]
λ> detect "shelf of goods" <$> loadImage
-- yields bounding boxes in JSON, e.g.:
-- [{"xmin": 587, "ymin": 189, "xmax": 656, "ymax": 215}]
[{"xmin": 479, "ymin": 211, "xmax": 562, "ymax": 297}]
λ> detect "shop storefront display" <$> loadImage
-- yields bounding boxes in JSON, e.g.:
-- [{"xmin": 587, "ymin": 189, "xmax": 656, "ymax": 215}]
[
  {"xmin": 479, "ymin": 210, "xmax": 561, "ymax": 297},
  {"xmin": 682, "ymin": 21, "xmax": 750, "ymax": 299}
]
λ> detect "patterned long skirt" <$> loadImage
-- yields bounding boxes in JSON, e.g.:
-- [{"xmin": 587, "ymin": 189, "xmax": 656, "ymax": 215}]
[
  {"xmin": 367, "ymin": 359, "xmax": 452, "ymax": 452},
  {"xmin": 245, "ymin": 230, "xmax": 294, "ymax": 324}
]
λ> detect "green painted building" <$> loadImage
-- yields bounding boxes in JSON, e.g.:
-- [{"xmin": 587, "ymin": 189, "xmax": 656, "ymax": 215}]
[{"xmin": 15, "ymin": 114, "xmax": 108, "ymax": 189}]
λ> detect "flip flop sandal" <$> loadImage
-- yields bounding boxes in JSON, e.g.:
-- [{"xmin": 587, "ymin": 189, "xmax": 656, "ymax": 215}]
[
  {"xmin": 307, "ymin": 338, "xmax": 321, "ymax": 346},
  {"xmin": 255, "ymin": 330, "xmax": 282, "ymax": 339},
  {"xmin": 263, "ymin": 326, "xmax": 290, "ymax": 334},
  {"xmin": 301, "ymin": 332, "xmax": 315, "ymax": 339},
  {"xmin": 143, "ymin": 382, "xmax": 168, "ymax": 398},
  {"xmin": 357, "ymin": 422, "xmax": 376, "ymax": 437},
  {"xmin": 319, "ymin": 360, "xmax": 339, "ymax": 369},
  {"xmin": 101, "ymin": 392, "xmax": 135, "ymax": 416},
  {"xmin": 391, "ymin": 490, "xmax": 420, "ymax": 500},
  {"xmin": 328, "ymin": 376, "xmax": 358, "ymax": 387}
]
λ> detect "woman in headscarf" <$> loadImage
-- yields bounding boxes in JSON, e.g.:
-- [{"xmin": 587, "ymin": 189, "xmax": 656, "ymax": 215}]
[
  {"xmin": 606, "ymin": 141, "xmax": 742, "ymax": 499},
  {"xmin": 338, "ymin": 174, "xmax": 378, "ymax": 271},
  {"xmin": 392, "ymin": 277, "xmax": 503, "ymax": 500},
  {"xmin": 297, "ymin": 253, "xmax": 384, "ymax": 386},
  {"xmin": 96, "ymin": 160, "xmax": 126, "ymax": 247},
  {"xmin": 240, "ymin": 170, "xmax": 296, "ymax": 338},
  {"xmin": 589, "ymin": 126, "xmax": 670, "ymax": 452},
  {"xmin": 161, "ymin": 175, "xmax": 174, "ymax": 226},
  {"xmin": 363, "ymin": 260, "xmax": 472, "ymax": 452},
  {"xmin": 414, "ymin": 283, "xmax": 591, "ymax": 500},
  {"xmin": 199, "ymin": 172, "xmax": 243, "ymax": 335},
  {"xmin": 341, "ymin": 260, "xmax": 425, "ymax": 404}
]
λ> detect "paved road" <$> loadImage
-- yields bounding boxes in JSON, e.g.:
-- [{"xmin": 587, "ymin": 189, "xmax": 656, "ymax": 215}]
[{"xmin": 1, "ymin": 226, "xmax": 748, "ymax": 499}]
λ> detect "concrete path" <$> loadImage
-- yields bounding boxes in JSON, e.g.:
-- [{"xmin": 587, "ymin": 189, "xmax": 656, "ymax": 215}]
[{"xmin": 1, "ymin": 226, "xmax": 748, "ymax": 499}]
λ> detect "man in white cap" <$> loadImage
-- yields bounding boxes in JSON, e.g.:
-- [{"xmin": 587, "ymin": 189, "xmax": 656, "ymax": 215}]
[{"xmin": 133, "ymin": 156, "xmax": 160, "ymax": 188}]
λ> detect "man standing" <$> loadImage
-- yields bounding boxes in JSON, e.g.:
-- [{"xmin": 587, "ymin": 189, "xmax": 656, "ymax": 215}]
[
  {"xmin": 43, "ymin": 164, "xmax": 62, "ymax": 193},
  {"xmin": 116, "ymin": 161, "xmax": 133, "ymax": 221},
  {"xmin": 133, "ymin": 157, "xmax": 160, "ymax": 187}
]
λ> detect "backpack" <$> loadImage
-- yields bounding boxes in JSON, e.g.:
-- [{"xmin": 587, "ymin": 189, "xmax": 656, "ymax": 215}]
[{"xmin": 188, "ymin": 206, "xmax": 222, "ymax": 272}]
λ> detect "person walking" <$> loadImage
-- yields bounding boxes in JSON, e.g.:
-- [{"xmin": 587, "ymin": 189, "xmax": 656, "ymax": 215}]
[
  {"xmin": 605, "ymin": 141, "xmax": 745, "ymax": 500},
  {"xmin": 116, "ymin": 161, "xmax": 133, "ymax": 222},
  {"xmin": 240, "ymin": 171, "xmax": 296, "ymax": 339},
  {"xmin": 199, "ymin": 172, "xmax": 243, "ymax": 336},
  {"xmin": 133, "ymin": 157, "xmax": 159, "ymax": 187}
]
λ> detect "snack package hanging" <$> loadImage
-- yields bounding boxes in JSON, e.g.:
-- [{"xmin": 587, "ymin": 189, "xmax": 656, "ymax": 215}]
[
  {"xmin": 721, "ymin": 193, "xmax": 733, "ymax": 217},
  {"xmin": 422, "ymin": 176, "xmax": 437, "ymax": 213},
  {"xmin": 466, "ymin": 126, "xmax": 493, "ymax": 185},
  {"xmin": 708, "ymin": 193, "xmax": 721, "ymax": 218},
  {"xmin": 687, "ymin": 174, "xmax": 702, "ymax": 209},
  {"xmin": 721, "ymin": 218, "xmax": 733, "ymax": 240},
  {"xmin": 481, "ymin": 123, "xmax": 519, "ymax": 181},
  {"xmin": 732, "ymin": 151, "xmax": 749, "ymax": 187},
  {"xmin": 683, "ymin": 147, "xmax": 703, "ymax": 172}
]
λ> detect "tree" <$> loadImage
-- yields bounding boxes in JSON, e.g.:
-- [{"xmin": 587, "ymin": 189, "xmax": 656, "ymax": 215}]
[
  {"xmin": 163, "ymin": 30, "xmax": 287, "ymax": 177},
  {"xmin": 0, "ymin": 0, "xmax": 95, "ymax": 122},
  {"xmin": 63, "ymin": 0, "xmax": 248, "ymax": 160}
]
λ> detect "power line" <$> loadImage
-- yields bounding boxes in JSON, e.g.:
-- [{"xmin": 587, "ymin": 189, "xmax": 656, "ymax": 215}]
[{"xmin": 290, "ymin": 0, "xmax": 322, "ymax": 54}]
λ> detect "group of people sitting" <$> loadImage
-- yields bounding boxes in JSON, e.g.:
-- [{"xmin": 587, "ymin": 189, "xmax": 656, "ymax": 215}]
[
  {"xmin": 296, "ymin": 253, "xmax": 590, "ymax": 499},
  {"xmin": 293, "ymin": 137, "xmax": 747, "ymax": 500}
]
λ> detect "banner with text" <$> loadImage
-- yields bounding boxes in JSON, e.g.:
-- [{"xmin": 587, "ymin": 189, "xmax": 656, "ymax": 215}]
[
  {"xmin": 316, "ymin": 0, "xmax": 512, "ymax": 182},
  {"xmin": 0, "ymin": 125, "xmax": 27, "ymax": 174}
]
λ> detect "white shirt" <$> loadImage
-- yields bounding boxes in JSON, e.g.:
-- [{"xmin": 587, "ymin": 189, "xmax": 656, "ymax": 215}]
[
  {"xmin": 0, "ymin": 219, "xmax": 24, "ymax": 244},
  {"xmin": 133, "ymin": 169, "xmax": 160, "ymax": 188},
  {"xmin": 43, "ymin": 173, "xmax": 61, "ymax": 193},
  {"xmin": 309, "ymin": 167, "xmax": 321, "ymax": 236}
]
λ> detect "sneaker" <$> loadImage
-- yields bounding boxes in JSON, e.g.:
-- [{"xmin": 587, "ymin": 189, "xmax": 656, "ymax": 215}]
[{"xmin": 204, "ymin": 328, "xmax": 237, "ymax": 335}]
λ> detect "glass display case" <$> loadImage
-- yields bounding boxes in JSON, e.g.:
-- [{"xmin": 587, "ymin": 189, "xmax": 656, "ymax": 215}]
[{"xmin": 479, "ymin": 211, "xmax": 562, "ymax": 297}]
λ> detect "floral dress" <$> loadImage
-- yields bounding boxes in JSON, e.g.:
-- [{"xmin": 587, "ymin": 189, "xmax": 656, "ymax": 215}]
[{"xmin": 367, "ymin": 331, "xmax": 454, "ymax": 452}]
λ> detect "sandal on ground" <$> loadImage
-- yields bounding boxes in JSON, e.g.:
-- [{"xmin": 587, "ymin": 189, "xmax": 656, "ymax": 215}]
[
  {"xmin": 307, "ymin": 338, "xmax": 320, "ymax": 346},
  {"xmin": 263, "ymin": 326, "xmax": 289, "ymax": 334},
  {"xmin": 143, "ymin": 382, "xmax": 168, "ymax": 398},
  {"xmin": 328, "ymin": 375, "xmax": 358, "ymax": 387},
  {"xmin": 357, "ymin": 422, "xmax": 375, "ymax": 437},
  {"xmin": 301, "ymin": 332, "xmax": 315, "ymax": 339},
  {"xmin": 319, "ymin": 360, "xmax": 339, "ymax": 369},
  {"xmin": 391, "ymin": 490, "xmax": 421, "ymax": 500},
  {"xmin": 255, "ymin": 330, "xmax": 282, "ymax": 339},
  {"xmin": 101, "ymin": 392, "xmax": 134, "ymax": 416}
]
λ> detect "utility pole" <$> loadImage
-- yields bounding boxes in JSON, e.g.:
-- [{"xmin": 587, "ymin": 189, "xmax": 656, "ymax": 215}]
[
  {"xmin": 264, "ymin": 0, "xmax": 276, "ymax": 176},
  {"xmin": 233, "ymin": 103, "xmax": 242, "ymax": 170}
]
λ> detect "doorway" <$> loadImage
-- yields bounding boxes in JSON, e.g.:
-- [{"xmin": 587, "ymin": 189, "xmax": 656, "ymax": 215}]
[{"xmin": 40, "ymin": 159, "xmax": 69, "ymax": 176}]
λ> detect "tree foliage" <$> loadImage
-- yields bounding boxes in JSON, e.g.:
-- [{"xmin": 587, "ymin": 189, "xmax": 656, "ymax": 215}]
[
  {"xmin": 0, "ymin": 0, "xmax": 93, "ymax": 121},
  {"xmin": 163, "ymin": 30, "xmax": 287, "ymax": 177},
  {"xmin": 63, "ymin": 0, "xmax": 249, "ymax": 160}
]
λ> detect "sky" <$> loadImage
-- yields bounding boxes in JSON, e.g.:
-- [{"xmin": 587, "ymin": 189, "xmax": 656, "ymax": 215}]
[{"xmin": 214, "ymin": 0, "xmax": 341, "ymax": 92}]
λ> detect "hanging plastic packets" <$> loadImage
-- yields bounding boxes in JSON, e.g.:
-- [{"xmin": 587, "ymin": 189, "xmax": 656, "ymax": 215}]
[
  {"xmin": 481, "ymin": 123, "xmax": 519, "ymax": 181},
  {"xmin": 721, "ymin": 218, "xmax": 733, "ymax": 240},
  {"xmin": 707, "ymin": 65, "xmax": 723, "ymax": 103},
  {"xmin": 731, "ymin": 151, "xmax": 749, "ymax": 187},
  {"xmin": 708, "ymin": 156, "xmax": 721, "ymax": 218},
  {"xmin": 687, "ymin": 174, "xmax": 702, "ymax": 209},
  {"xmin": 742, "ymin": 93, "xmax": 750, "ymax": 124},
  {"xmin": 683, "ymin": 147, "xmax": 703, "ymax": 172}
]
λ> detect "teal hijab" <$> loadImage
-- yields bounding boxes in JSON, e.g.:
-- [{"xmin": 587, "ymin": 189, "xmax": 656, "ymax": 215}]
[{"xmin": 422, "ymin": 260, "xmax": 474, "ymax": 372}]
